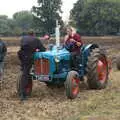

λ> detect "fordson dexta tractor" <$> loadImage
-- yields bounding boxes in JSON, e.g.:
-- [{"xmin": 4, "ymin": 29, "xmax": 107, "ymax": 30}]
[{"xmin": 17, "ymin": 22, "xmax": 110, "ymax": 99}]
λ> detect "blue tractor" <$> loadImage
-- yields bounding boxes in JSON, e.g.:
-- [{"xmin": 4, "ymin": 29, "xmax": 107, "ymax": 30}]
[
  {"xmin": 17, "ymin": 22, "xmax": 111, "ymax": 99},
  {"xmin": 17, "ymin": 43, "xmax": 110, "ymax": 99}
]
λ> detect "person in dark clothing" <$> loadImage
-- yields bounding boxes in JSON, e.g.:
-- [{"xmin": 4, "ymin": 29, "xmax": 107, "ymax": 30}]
[
  {"xmin": 18, "ymin": 30, "xmax": 46, "ymax": 100},
  {"xmin": 0, "ymin": 39, "xmax": 7, "ymax": 89}
]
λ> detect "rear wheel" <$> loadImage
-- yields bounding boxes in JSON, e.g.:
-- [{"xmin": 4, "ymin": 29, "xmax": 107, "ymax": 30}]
[
  {"xmin": 87, "ymin": 48, "xmax": 108, "ymax": 89},
  {"xmin": 65, "ymin": 71, "xmax": 80, "ymax": 99},
  {"xmin": 17, "ymin": 72, "xmax": 33, "ymax": 96}
]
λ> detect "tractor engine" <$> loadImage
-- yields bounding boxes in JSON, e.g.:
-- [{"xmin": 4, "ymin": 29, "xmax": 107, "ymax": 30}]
[{"xmin": 33, "ymin": 46, "xmax": 71, "ymax": 82}]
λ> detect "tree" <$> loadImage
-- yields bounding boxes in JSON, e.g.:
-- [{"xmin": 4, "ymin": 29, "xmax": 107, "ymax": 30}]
[
  {"xmin": 0, "ymin": 11, "xmax": 34, "ymax": 36},
  {"xmin": 0, "ymin": 15, "xmax": 8, "ymax": 19},
  {"xmin": 70, "ymin": 0, "xmax": 120, "ymax": 35},
  {"xmin": 32, "ymin": 0, "xmax": 63, "ymax": 34},
  {"xmin": 0, "ymin": 15, "xmax": 15, "ymax": 36},
  {"xmin": 13, "ymin": 11, "xmax": 34, "ymax": 32},
  {"xmin": 69, "ymin": 0, "xmax": 87, "ymax": 30}
]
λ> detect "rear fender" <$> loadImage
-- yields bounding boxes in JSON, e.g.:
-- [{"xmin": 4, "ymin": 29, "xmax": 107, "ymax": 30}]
[
  {"xmin": 80, "ymin": 44, "xmax": 99, "ymax": 74},
  {"xmin": 81, "ymin": 44, "xmax": 99, "ymax": 55}
]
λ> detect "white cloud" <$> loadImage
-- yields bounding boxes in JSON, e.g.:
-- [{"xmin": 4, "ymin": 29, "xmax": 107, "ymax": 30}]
[
  {"xmin": 0, "ymin": 0, "xmax": 37, "ymax": 18},
  {"xmin": 0, "ymin": 0, "xmax": 77, "ymax": 21}
]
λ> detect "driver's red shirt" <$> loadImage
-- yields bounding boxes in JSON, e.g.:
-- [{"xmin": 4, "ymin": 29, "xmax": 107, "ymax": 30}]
[{"xmin": 65, "ymin": 33, "xmax": 83, "ymax": 53}]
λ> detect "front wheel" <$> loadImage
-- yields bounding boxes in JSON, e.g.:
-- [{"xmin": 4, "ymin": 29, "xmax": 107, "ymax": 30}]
[
  {"xmin": 65, "ymin": 71, "xmax": 80, "ymax": 99},
  {"xmin": 86, "ymin": 48, "xmax": 108, "ymax": 89}
]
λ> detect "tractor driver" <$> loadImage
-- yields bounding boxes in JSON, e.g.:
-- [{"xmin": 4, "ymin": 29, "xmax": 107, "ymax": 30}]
[
  {"xmin": 64, "ymin": 27, "xmax": 83, "ymax": 68},
  {"xmin": 18, "ymin": 29, "xmax": 46, "ymax": 100},
  {"xmin": 64, "ymin": 27, "xmax": 83, "ymax": 53}
]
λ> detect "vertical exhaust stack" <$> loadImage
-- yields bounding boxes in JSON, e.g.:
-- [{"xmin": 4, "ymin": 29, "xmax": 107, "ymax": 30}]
[{"xmin": 55, "ymin": 20, "xmax": 60, "ymax": 47}]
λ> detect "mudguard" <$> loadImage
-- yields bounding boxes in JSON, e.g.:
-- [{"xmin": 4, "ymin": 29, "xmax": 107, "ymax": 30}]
[{"xmin": 79, "ymin": 44, "xmax": 99, "ymax": 76}]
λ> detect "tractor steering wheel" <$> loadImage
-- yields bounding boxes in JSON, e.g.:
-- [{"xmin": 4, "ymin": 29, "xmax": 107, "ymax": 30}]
[{"xmin": 64, "ymin": 41, "xmax": 75, "ymax": 52}]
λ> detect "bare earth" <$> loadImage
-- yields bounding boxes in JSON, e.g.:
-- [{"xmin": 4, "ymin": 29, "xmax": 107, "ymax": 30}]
[{"xmin": 0, "ymin": 37, "xmax": 120, "ymax": 120}]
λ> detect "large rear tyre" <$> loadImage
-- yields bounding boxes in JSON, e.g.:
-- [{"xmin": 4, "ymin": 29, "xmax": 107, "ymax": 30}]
[
  {"xmin": 87, "ymin": 48, "xmax": 108, "ymax": 89},
  {"xmin": 17, "ymin": 72, "xmax": 33, "ymax": 96},
  {"xmin": 65, "ymin": 71, "xmax": 80, "ymax": 99}
]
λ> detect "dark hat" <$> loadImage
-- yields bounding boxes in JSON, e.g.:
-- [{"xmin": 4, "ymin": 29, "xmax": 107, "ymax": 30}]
[{"xmin": 28, "ymin": 29, "xmax": 34, "ymax": 35}]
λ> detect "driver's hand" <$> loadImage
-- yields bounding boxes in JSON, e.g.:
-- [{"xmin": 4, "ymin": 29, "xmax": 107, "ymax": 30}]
[
  {"xmin": 76, "ymin": 42, "xmax": 81, "ymax": 47},
  {"xmin": 70, "ymin": 39, "xmax": 76, "ymax": 42}
]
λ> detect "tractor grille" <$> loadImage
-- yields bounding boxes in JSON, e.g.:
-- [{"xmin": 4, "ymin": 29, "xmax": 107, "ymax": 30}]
[{"xmin": 34, "ymin": 59, "xmax": 49, "ymax": 75}]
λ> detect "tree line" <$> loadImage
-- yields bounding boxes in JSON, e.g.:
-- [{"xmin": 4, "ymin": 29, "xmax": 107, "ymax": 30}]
[
  {"xmin": 0, "ymin": 0, "xmax": 120, "ymax": 36},
  {"xmin": 70, "ymin": 0, "xmax": 120, "ymax": 35},
  {"xmin": 0, "ymin": 11, "xmax": 33, "ymax": 36}
]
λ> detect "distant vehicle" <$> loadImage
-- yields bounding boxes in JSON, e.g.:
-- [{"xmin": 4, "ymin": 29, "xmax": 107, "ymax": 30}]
[{"xmin": 116, "ymin": 56, "xmax": 120, "ymax": 70}]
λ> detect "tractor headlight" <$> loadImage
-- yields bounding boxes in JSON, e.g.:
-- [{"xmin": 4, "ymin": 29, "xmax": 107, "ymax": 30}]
[{"xmin": 55, "ymin": 56, "xmax": 60, "ymax": 63}]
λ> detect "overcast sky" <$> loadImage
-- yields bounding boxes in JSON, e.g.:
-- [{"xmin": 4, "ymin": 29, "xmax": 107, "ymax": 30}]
[{"xmin": 0, "ymin": 0, "xmax": 77, "ymax": 21}]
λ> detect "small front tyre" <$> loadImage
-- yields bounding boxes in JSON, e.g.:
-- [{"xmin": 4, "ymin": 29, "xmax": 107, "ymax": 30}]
[{"xmin": 65, "ymin": 71, "xmax": 80, "ymax": 99}]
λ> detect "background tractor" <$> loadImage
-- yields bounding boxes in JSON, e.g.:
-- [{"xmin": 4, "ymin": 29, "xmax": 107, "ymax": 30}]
[
  {"xmin": 17, "ymin": 22, "xmax": 110, "ymax": 99},
  {"xmin": 116, "ymin": 56, "xmax": 120, "ymax": 70}
]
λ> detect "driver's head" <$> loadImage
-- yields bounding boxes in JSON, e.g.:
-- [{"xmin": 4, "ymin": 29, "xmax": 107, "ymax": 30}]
[
  {"xmin": 28, "ymin": 29, "xmax": 35, "ymax": 36},
  {"xmin": 66, "ymin": 27, "xmax": 72, "ymax": 36},
  {"xmin": 66, "ymin": 26, "xmax": 76, "ymax": 36}
]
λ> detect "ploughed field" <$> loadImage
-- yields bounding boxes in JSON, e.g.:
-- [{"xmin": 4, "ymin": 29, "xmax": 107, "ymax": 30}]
[{"xmin": 0, "ymin": 36, "xmax": 120, "ymax": 120}]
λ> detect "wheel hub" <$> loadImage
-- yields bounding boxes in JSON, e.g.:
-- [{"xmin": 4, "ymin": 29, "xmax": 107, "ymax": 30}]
[
  {"xmin": 97, "ymin": 57, "xmax": 107, "ymax": 83},
  {"xmin": 72, "ymin": 77, "xmax": 80, "ymax": 96}
]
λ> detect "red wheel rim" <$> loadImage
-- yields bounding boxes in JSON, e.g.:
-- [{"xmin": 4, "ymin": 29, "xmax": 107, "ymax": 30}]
[
  {"xmin": 25, "ymin": 82, "xmax": 32, "ymax": 94},
  {"xmin": 72, "ymin": 77, "xmax": 80, "ymax": 96},
  {"xmin": 97, "ymin": 56, "xmax": 107, "ymax": 83}
]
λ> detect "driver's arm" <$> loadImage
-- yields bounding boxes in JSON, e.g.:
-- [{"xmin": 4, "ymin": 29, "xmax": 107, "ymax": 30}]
[
  {"xmin": 76, "ymin": 41, "xmax": 81, "ymax": 47},
  {"xmin": 74, "ymin": 34, "xmax": 83, "ymax": 47},
  {"xmin": 36, "ymin": 38, "xmax": 46, "ymax": 52},
  {"xmin": 64, "ymin": 35, "xmax": 69, "ymax": 45}
]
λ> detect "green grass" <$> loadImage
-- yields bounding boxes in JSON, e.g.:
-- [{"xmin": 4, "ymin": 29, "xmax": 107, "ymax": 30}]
[{"xmin": 64, "ymin": 70, "xmax": 120, "ymax": 120}]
